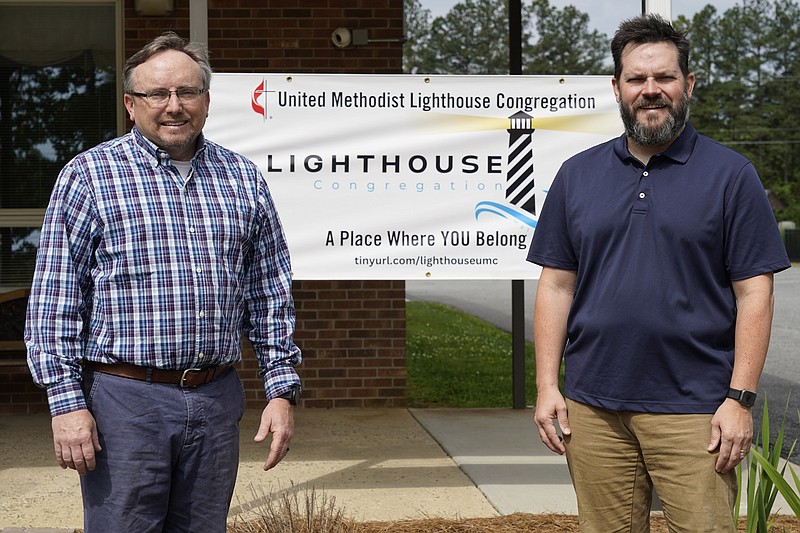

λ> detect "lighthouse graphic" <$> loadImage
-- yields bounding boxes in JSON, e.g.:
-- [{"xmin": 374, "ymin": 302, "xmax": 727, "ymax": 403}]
[
  {"xmin": 475, "ymin": 110, "xmax": 539, "ymax": 229},
  {"xmin": 506, "ymin": 111, "xmax": 536, "ymax": 216}
]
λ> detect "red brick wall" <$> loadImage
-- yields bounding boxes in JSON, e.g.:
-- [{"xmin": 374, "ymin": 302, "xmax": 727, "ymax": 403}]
[
  {"xmin": 0, "ymin": 362, "xmax": 44, "ymax": 414},
  {"xmin": 289, "ymin": 281, "xmax": 406, "ymax": 408},
  {"xmin": 0, "ymin": 290, "xmax": 39, "ymax": 414},
  {"xmin": 4, "ymin": 277, "xmax": 408, "ymax": 413},
  {"xmin": 124, "ymin": 0, "xmax": 404, "ymax": 73}
]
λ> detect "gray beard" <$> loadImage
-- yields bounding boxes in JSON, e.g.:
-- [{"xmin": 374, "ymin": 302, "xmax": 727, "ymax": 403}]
[{"xmin": 620, "ymin": 92, "xmax": 690, "ymax": 147}]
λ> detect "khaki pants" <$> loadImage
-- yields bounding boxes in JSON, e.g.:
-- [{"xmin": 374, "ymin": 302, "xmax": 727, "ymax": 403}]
[{"xmin": 564, "ymin": 399, "xmax": 737, "ymax": 533}]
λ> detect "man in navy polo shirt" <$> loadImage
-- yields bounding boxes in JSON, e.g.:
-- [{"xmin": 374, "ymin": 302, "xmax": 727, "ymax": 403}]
[{"xmin": 528, "ymin": 14, "xmax": 791, "ymax": 531}]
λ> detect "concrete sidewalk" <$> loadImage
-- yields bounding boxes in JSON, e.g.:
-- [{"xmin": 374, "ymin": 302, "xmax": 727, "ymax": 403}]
[
  {"xmin": 2, "ymin": 407, "xmax": 798, "ymax": 531},
  {"xmin": 412, "ymin": 408, "xmax": 800, "ymax": 519},
  {"xmin": 410, "ymin": 408, "xmax": 577, "ymax": 515},
  {"xmin": 1, "ymin": 408, "xmax": 505, "ymax": 531}
]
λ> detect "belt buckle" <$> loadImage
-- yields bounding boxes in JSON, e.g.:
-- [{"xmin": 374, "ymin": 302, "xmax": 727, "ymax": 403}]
[{"xmin": 180, "ymin": 367, "xmax": 203, "ymax": 388}]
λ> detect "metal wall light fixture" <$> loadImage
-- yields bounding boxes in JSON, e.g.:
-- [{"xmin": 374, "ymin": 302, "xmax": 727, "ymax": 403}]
[
  {"xmin": 331, "ymin": 27, "xmax": 368, "ymax": 48},
  {"xmin": 331, "ymin": 27, "xmax": 404, "ymax": 49},
  {"xmin": 135, "ymin": 0, "xmax": 175, "ymax": 16}
]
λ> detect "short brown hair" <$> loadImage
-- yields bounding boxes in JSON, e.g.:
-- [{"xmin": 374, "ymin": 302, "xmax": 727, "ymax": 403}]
[{"xmin": 611, "ymin": 15, "xmax": 690, "ymax": 81}]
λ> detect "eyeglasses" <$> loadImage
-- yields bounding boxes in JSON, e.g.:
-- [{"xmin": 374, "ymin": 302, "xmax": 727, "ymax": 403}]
[{"xmin": 129, "ymin": 87, "xmax": 207, "ymax": 105}]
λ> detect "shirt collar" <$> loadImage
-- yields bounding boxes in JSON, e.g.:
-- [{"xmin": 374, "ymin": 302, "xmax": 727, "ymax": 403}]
[
  {"xmin": 661, "ymin": 122, "xmax": 697, "ymax": 163},
  {"xmin": 613, "ymin": 122, "xmax": 698, "ymax": 165}
]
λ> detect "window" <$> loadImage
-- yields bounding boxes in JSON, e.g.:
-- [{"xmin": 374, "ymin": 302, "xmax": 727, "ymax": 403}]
[{"xmin": 0, "ymin": 1, "xmax": 121, "ymax": 292}]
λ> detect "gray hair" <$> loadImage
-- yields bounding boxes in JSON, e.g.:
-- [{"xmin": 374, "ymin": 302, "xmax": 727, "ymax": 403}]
[{"xmin": 123, "ymin": 31, "xmax": 212, "ymax": 93}]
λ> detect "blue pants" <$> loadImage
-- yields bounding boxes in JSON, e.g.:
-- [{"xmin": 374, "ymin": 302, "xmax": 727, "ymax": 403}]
[{"xmin": 80, "ymin": 367, "xmax": 246, "ymax": 532}]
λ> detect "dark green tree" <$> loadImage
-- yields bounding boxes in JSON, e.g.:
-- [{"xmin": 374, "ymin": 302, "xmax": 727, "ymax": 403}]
[
  {"xmin": 674, "ymin": 0, "xmax": 800, "ymax": 222},
  {"xmin": 403, "ymin": 0, "xmax": 607, "ymax": 75},
  {"xmin": 426, "ymin": 0, "xmax": 510, "ymax": 74},
  {"xmin": 523, "ymin": 0, "xmax": 608, "ymax": 75},
  {"xmin": 403, "ymin": 0, "xmax": 434, "ymax": 74}
]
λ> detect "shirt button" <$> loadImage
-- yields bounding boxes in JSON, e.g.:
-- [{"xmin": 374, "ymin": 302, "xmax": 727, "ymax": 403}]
[
  {"xmin": 198, "ymin": 352, "xmax": 205, "ymax": 359},
  {"xmin": 195, "ymin": 267, "xmax": 202, "ymax": 273},
  {"xmin": 639, "ymin": 192, "xmax": 646, "ymax": 199},
  {"xmin": 188, "ymin": 227, "xmax": 196, "ymax": 233},
  {"xmin": 643, "ymin": 171, "xmax": 649, "ymax": 177},
  {"xmin": 199, "ymin": 311, "xmax": 205, "ymax": 318}
]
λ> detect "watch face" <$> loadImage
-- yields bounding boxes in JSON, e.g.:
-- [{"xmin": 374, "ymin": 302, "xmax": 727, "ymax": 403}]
[{"xmin": 741, "ymin": 390, "xmax": 757, "ymax": 407}]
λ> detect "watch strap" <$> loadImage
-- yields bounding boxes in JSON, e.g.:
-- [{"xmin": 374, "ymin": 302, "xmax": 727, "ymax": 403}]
[
  {"xmin": 276, "ymin": 386, "xmax": 301, "ymax": 406},
  {"xmin": 727, "ymin": 388, "xmax": 757, "ymax": 408}
]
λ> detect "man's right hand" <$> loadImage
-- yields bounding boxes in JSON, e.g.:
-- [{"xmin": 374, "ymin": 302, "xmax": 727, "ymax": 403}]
[
  {"xmin": 534, "ymin": 388, "xmax": 571, "ymax": 455},
  {"xmin": 51, "ymin": 409, "xmax": 101, "ymax": 475}
]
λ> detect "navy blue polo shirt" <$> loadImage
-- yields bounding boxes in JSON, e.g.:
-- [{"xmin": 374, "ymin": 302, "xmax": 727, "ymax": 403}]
[{"xmin": 528, "ymin": 123, "xmax": 791, "ymax": 414}]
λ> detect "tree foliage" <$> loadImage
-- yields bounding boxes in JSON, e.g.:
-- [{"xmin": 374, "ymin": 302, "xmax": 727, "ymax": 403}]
[
  {"xmin": 402, "ymin": 0, "xmax": 433, "ymax": 74},
  {"xmin": 403, "ymin": 0, "xmax": 609, "ymax": 75},
  {"xmin": 0, "ymin": 52, "xmax": 116, "ymax": 285},
  {"xmin": 676, "ymin": 0, "xmax": 800, "ymax": 222},
  {"xmin": 523, "ymin": 0, "xmax": 608, "ymax": 75}
]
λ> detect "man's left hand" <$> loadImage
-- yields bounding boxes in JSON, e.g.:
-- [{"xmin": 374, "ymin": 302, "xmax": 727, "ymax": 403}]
[
  {"xmin": 254, "ymin": 398, "xmax": 294, "ymax": 471},
  {"xmin": 707, "ymin": 399, "xmax": 753, "ymax": 473}
]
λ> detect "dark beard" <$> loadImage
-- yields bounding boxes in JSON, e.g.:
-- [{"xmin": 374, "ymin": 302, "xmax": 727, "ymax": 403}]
[{"xmin": 620, "ymin": 91, "xmax": 690, "ymax": 147}]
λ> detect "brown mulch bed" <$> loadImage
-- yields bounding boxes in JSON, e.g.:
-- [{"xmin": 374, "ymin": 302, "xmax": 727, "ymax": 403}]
[
  {"xmin": 354, "ymin": 513, "xmax": 800, "ymax": 532},
  {"xmin": 82, "ymin": 513, "xmax": 800, "ymax": 533}
]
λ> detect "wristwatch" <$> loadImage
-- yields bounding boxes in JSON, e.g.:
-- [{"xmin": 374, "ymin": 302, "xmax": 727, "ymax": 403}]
[
  {"xmin": 727, "ymin": 388, "xmax": 757, "ymax": 408},
  {"xmin": 276, "ymin": 386, "xmax": 301, "ymax": 406}
]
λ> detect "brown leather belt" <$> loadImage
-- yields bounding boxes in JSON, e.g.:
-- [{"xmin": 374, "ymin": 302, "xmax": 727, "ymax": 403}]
[{"xmin": 83, "ymin": 360, "xmax": 233, "ymax": 388}]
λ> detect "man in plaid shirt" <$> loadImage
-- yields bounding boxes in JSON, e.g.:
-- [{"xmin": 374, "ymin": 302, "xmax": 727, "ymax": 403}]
[{"xmin": 26, "ymin": 32, "xmax": 301, "ymax": 532}]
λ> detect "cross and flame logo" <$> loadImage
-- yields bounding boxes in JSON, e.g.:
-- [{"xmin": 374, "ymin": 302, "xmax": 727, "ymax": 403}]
[{"xmin": 252, "ymin": 79, "xmax": 268, "ymax": 119}]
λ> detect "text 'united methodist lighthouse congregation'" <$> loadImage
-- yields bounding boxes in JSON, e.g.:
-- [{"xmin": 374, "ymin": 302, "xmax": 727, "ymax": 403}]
[{"xmin": 276, "ymin": 89, "xmax": 597, "ymax": 113}]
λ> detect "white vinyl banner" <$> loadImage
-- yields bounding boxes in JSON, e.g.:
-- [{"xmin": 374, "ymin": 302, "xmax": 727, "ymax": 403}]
[{"xmin": 203, "ymin": 74, "xmax": 622, "ymax": 280}]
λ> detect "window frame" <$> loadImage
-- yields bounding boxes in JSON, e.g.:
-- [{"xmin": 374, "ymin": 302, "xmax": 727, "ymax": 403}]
[{"xmin": 0, "ymin": 0, "xmax": 124, "ymax": 292}]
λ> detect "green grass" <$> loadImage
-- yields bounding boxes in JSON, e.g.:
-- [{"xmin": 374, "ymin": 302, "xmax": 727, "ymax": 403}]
[{"xmin": 405, "ymin": 300, "xmax": 538, "ymax": 408}]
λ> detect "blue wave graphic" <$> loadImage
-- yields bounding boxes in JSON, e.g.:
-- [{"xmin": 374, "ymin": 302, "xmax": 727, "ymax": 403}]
[{"xmin": 475, "ymin": 201, "xmax": 538, "ymax": 229}]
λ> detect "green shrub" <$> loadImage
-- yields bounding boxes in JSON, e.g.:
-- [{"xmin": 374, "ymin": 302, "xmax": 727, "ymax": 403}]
[{"xmin": 736, "ymin": 397, "xmax": 800, "ymax": 532}]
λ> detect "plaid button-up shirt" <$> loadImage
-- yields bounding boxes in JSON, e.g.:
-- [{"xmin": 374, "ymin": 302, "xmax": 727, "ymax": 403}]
[{"xmin": 26, "ymin": 127, "xmax": 301, "ymax": 416}]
